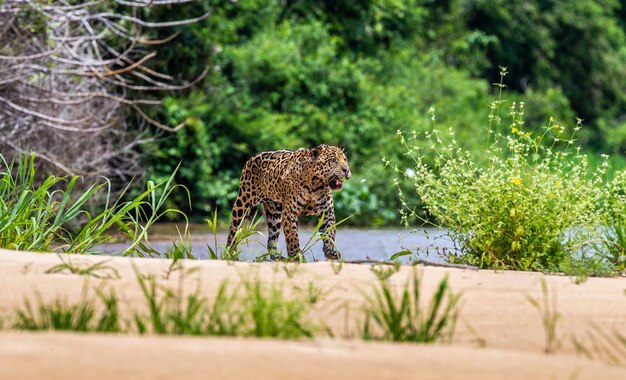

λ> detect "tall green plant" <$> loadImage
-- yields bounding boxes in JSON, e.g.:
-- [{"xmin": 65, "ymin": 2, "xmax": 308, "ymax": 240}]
[
  {"xmin": 0, "ymin": 153, "xmax": 104, "ymax": 252},
  {"xmin": 0, "ymin": 152, "xmax": 191, "ymax": 257},
  {"xmin": 68, "ymin": 163, "xmax": 191, "ymax": 257}
]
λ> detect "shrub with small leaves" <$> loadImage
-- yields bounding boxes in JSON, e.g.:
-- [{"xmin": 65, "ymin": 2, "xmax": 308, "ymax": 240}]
[{"xmin": 389, "ymin": 73, "xmax": 606, "ymax": 270}]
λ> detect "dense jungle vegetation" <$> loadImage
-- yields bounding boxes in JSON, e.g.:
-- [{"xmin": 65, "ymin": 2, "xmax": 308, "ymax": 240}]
[
  {"xmin": 142, "ymin": 0, "xmax": 626, "ymax": 224},
  {"xmin": 2, "ymin": 0, "xmax": 626, "ymax": 226}
]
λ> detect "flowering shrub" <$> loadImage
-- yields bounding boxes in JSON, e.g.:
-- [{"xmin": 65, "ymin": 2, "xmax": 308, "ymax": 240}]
[{"xmin": 388, "ymin": 83, "xmax": 607, "ymax": 270}]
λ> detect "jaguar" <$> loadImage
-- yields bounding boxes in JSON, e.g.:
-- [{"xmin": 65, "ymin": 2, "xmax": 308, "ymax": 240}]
[{"xmin": 226, "ymin": 144, "xmax": 351, "ymax": 260}]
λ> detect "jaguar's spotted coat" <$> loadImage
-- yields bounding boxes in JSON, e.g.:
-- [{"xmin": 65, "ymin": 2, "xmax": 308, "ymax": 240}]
[{"xmin": 226, "ymin": 144, "xmax": 351, "ymax": 259}]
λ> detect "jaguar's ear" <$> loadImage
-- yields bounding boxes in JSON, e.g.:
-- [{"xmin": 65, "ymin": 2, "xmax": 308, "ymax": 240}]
[
  {"xmin": 339, "ymin": 144, "xmax": 345, "ymax": 151},
  {"xmin": 311, "ymin": 146, "xmax": 321, "ymax": 158}
]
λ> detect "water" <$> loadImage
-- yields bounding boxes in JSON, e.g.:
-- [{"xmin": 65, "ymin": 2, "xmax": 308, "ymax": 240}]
[{"xmin": 98, "ymin": 224, "xmax": 455, "ymax": 263}]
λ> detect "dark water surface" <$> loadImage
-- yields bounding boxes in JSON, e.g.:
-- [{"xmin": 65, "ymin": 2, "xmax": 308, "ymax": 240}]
[{"xmin": 98, "ymin": 224, "xmax": 454, "ymax": 263}]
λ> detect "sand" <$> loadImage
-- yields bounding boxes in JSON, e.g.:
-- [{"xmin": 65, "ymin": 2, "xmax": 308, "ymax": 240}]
[{"xmin": 0, "ymin": 249, "xmax": 625, "ymax": 379}]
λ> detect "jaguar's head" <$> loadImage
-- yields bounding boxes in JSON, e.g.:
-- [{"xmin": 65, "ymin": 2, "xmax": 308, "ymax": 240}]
[{"xmin": 311, "ymin": 144, "xmax": 351, "ymax": 191}]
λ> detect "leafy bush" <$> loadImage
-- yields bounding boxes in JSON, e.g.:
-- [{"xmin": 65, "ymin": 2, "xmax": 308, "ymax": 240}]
[{"xmin": 391, "ymin": 77, "xmax": 606, "ymax": 270}]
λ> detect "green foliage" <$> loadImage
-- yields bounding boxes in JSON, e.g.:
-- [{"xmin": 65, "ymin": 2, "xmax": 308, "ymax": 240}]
[
  {"xmin": 463, "ymin": 0, "xmax": 626, "ymax": 132},
  {"xmin": 240, "ymin": 277, "xmax": 314, "ymax": 338},
  {"xmin": 0, "ymin": 153, "xmax": 104, "ymax": 252},
  {"xmin": 392, "ymin": 86, "xmax": 607, "ymax": 270},
  {"xmin": 0, "ymin": 151, "xmax": 191, "ymax": 257},
  {"xmin": 9, "ymin": 1, "xmax": 626, "ymax": 228},
  {"xmin": 113, "ymin": 164, "xmax": 191, "ymax": 257},
  {"xmin": 133, "ymin": 272, "xmax": 217, "ymax": 335},
  {"xmin": 13, "ymin": 285, "xmax": 121, "ymax": 333},
  {"xmin": 147, "ymin": 0, "xmax": 574, "ymax": 225},
  {"xmin": 299, "ymin": 213, "xmax": 351, "ymax": 261},
  {"xmin": 205, "ymin": 209, "xmax": 220, "ymax": 260},
  {"xmin": 221, "ymin": 213, "xmax": 263, "ymax": 261},
  {"xmin": 132, "ymin": 270, "xmax": 315, "ymax": 338},
  {"xmin": 362, "ymin": 270, "xmax": 461, "ymax": 343},
  {"xmin": 558, "ymin": 254, "xmax": 616, "ymax": 284}
]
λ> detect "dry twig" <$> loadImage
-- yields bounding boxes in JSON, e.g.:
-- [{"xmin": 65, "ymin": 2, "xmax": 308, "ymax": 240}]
[{"xmin": 0, "ymin": 0, "xmax": 208, "ymax": 187}]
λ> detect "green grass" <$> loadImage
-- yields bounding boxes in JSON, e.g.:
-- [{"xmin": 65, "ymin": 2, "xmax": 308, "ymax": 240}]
[
  {"xmin": 362, "ymin": 269, "xmax": 461, "ymax": 343},
  {"xmin": 526, "ymin": 278, "xmax": 561, "ymax": 354},
  {"xmin": 133, "ymin": 275, "xmax": 243, "ymax": 336},
  {"xmin": 131, "ymin": 267, "xmax": 316, "ymax": 338},
  {"xmin": 557, "ymin": 254, "xmax": 616, "ymax": 284},
  {"xmin": 13, "ymin": 284, "xmax": 121, "ymax": 333},
  {"xmin": 0, "ymin": 152, "xmax": 192, "ymax": 258},
  {"xmin": 0, "ymin": 153, "xmax": 104, "ymax": 252},
  {"xmin": 9, "ymin": 266, "xmax": 320, "ymax": 340},
  {"xmin": 207, "ymin": 208, "xmax": 264, "ymax": 261},
  {"xmin": 8, "ymin": 262, "xmax": 473, "ymax": 346},
  {"xmin": 241, "ymin": 277, "xmax": 314, "ymax": 338},
  {"xmin": 596, "ymin": 217, "xmax": 626, "ymax": 273},
  {"xmin": 133, "ymin": 272, "xmax": 212, "ymax": 335},
  {"xmin": 45, "ymin": 254, "xmax": 120, "ymax": 279}
]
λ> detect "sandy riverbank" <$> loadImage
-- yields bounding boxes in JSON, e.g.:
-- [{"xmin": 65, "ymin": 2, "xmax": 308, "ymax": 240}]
[{"xmin": 0, "ymin": 249, "xmax": 625, "ymax": 379}]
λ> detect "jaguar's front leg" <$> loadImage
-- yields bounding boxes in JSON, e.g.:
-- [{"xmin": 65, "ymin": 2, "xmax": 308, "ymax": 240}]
[{"xmin": 319, "ymin": 201, "xmax": 338, "ymax": 260}]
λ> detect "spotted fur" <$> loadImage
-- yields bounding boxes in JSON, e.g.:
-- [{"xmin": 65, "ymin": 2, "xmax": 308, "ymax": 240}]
[{"xmin": 226, "ymin": 144, "xmax": 351, "ymax": 259}]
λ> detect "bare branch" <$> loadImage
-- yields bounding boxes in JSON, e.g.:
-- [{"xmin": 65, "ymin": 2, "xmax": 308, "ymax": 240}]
[
  {"xmin": 86, "ymin": 10, "xmax": 211, "ymax": 28},
  {"xmin": 139, "ymin": 30, "xmax": 180, "ymax": 45},
  {"xmin": 0, "ymin": 0, "xmax": 210, "ymax": 193},
  {"xmin": 132, "ymin": 104, "xmax": 186, "ymax": 132}
]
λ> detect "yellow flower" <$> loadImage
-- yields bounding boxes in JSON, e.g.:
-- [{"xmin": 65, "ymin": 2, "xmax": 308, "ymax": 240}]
[
  {"xmin": 512, "ymin": 127, "xmax": 519, "ymax": 134},
  {"xmin": 513, "ymin": 177, "xmax": 521, "ymax": 186},
  {"xmin": 554, "ymin": 181, "xmax": 561, "ymax": 187}
]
